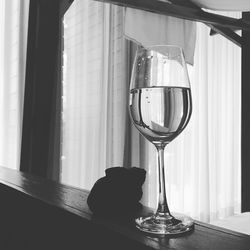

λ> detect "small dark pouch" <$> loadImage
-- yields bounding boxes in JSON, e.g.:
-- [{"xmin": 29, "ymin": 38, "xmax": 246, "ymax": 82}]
[{"xmin": 87, "ymin": 167, "xmax": 146, "ymax": 218}]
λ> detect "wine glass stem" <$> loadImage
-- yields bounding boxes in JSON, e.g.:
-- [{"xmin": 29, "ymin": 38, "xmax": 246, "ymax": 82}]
[{"xmin": 156, "ymin": 145, "xmax": 171, "ymax": 215}]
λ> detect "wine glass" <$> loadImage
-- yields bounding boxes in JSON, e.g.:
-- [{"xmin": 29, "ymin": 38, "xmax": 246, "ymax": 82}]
[{"xmin": 129, "ymin": 45, "xmax": 193, "ymax": 235}]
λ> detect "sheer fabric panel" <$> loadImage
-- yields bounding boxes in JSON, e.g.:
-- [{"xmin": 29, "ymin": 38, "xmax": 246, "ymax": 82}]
[{"xmin": 0, "ymin": 0, "xmax": 29, "ymax": 170}]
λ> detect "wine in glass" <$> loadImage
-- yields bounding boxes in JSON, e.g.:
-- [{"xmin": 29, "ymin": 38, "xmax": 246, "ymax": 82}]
[{"xmin": 129, "ymin": 45, "xmax": 193, "ymax": 235}]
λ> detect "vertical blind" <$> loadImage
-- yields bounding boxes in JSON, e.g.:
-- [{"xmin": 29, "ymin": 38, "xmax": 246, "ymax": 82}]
[
  {"xmin": 0, "ymin": 0, "xmax": 29, "ymax": 170},
  {"xmin": 61, "ymin": 3, "xmax": 241, "ymax": 223}
]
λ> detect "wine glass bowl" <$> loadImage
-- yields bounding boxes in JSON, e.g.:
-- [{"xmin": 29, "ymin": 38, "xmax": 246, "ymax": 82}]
[
  {"xmin": 129, "ymin": 45, "xmax": 193, "ymax": 235},
  {"xmin": 130, "ymin": 86, "xmax": 192, "ymax": 147}
]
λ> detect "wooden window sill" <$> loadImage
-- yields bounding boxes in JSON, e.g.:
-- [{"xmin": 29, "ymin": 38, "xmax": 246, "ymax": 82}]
[{"xmin": 0, "ymin": 166, "xmax": 249, "ymax": 250}]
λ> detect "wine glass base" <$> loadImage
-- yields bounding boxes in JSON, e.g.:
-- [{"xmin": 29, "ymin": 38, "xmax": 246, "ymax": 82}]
[{"xmin": 135, "ymin": 213, "xmax": 194, "ymax": 235}]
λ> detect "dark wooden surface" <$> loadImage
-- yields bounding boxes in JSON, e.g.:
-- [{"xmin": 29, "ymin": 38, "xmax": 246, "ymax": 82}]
[{"xmin": 0, "ymin": 167, "xmax": 250, "ymax": 250}]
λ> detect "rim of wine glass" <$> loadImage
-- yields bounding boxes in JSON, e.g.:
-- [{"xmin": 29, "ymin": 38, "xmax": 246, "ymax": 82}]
[
  {"xmin": 138, "ymin": 44, "xmax": 187, "ymax": 62},
  {"xmin": 140, "ymin": 44, "xmax": 184, "ymax": 52}
]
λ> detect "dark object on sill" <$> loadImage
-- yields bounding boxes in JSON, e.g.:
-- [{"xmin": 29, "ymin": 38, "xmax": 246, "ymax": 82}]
[{"xmin": 87, "ymin": 167, "xmax": 146, "ymax": 219}]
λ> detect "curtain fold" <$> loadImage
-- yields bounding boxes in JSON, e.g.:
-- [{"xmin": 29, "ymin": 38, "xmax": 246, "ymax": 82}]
[{"xmin": 0, "ymin": 0, "xmax": 29, "ymax": 170}]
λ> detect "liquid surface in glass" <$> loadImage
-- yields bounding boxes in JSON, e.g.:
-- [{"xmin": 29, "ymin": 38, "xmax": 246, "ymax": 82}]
[{"xmin": 129, "ymin": 86, "xmax": 192, "ymax": 146}]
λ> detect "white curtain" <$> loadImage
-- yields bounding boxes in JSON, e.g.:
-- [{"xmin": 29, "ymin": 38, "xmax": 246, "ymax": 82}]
[
  {"xmin": 0, "ymin": 0, "xmax": 29, "ymax": 170},
  {"xmin": 61, "ymin": 0, "xmax": 128, "ymax": 190},
  {"xmin": 61, "ymin": 5, "xmax": 241, "ymax": 223}
]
